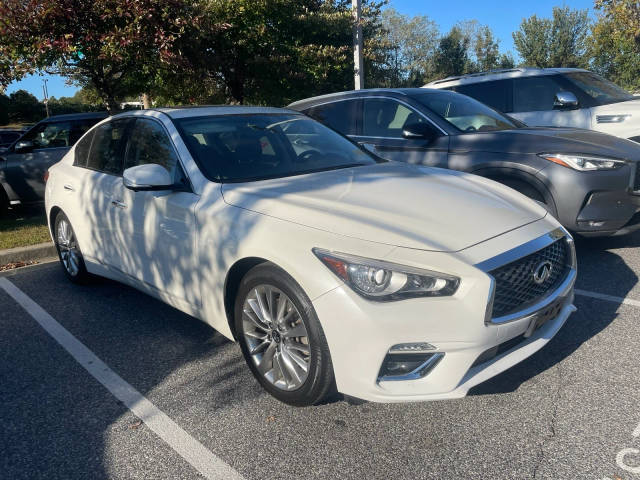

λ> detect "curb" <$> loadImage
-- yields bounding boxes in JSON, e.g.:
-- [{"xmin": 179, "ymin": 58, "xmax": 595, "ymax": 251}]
[{"xmin": 0, "ymin": 242, "xmax": 57, "ymax": 265}]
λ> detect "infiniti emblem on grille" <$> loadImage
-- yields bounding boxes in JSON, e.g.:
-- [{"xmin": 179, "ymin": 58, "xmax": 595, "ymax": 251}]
[{"xmin": 533, "ymin": 260, "xmax": 553, "ymax": 284}]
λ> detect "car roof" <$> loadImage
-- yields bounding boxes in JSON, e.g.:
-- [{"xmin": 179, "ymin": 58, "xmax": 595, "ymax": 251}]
[
  {"xmin": 40, "ymin": 112, "xmax": 109, "ymax": 122},
  {"xmin": 425, "ymin": 67, "xmax": 590, "ymax": 88},
  {"xmin": 122, "ymin": 105, "xmax": 300, "ymax": 120},
  {"xmin": 288, "ymin": 88, "xmax": 445, "ymax": 109}
]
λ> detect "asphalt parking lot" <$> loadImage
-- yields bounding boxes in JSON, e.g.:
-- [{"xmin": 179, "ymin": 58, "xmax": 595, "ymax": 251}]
[{"xmin": 2, "ymin": 234, "xmax": 640, "ymax": 480}]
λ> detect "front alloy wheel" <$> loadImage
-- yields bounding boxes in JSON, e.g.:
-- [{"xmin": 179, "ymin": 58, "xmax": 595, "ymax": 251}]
[
  {"xmin": 235, "ymin": 263, "xmax": 335, "ymax": 406},
  {"xmin": 242, "ymin": 285, "xmax": 311, "ymax": 391}
]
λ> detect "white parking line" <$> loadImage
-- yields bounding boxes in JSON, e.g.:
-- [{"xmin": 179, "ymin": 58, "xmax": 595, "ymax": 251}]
[
  {"xmin": 634, "ymin": 423, "xmax": 640, "ymax": 438},
  {"xmin": 575, "ymin": 288, "xmax": 640, "ymax": 308},
  {"xmin": 0, "ymin": 278, "xmax": 245, "ymax": 480}
]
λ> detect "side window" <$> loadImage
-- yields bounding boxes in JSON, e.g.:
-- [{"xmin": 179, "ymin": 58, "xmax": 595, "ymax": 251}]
[
  {"xmin": 73, "ymin": 130, "xmax": 95, "ymax": 168},
  {"xmin": 124, "ymin": 119, "xmax": 180, "ymax": 179},
  {"xmin": 21, "ymin": 122, "xmax": 72, "ymax": 149},
  {"xmin": 306, "ymin": 100, "xmax": 359, "ymax": 135},
  {"xmin": 453, "ymin": 80, "xmax": 510, "ymax": 112},
  {"xmin": 362, "ymin": 98, "xmax": 424, "ymax": 138},
  {"xmin": 513, "ymin": 76, "xmax": 566, "ymax": 112},
  {"xmin": 86, "ymin": 120, "xmax": 130, "ymax": 175},
  {"xmin": 69, "ymin": 118, "xmax": 102, "ymax": 145}
]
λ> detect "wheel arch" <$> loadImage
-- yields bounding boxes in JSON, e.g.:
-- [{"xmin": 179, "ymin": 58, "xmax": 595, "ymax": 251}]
[
  {"xmin": 470, "ymin": 167, "xmax": 558, "ymax": 217},
  {"xmin": 223, "ymin": 256, "xmax": 270, "ymax": 340}
]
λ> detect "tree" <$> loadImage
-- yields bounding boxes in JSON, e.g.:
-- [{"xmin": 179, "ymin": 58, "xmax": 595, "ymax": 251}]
[
  {"xmin": 591, "ymin": 0, "xmax": 640, "ymax": 91},
  {"xmin": 6, "ymin": 90, "xmax": 45, "ymax": 123},
  {"xmin": 167, "ymin": 0, "xmax": 387, "ymax": 105},
  {"xmin": 433, "ymin": 27, "xmax": 470, "ymax": 78},
  {"xmin": 376, "ymin": 8, "xmax": 439, "ymax": 87},
  {"xmin": 0, "ymin": 0, "xmax": 196, "ymax": 113},
  {"xmin": 513, "ymin": 7, "xmax": 590, "ymax": 68},
  {"xmin": 0, "ymin": 92, "xmax": 9, "ymax": 125}
]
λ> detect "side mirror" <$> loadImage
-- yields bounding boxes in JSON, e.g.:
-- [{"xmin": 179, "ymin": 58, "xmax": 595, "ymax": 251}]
[
  {"xmin": 402, "ymin": 122, "xmax": 440, "ymax": 141},
  {"xmin": 14, "ymin": 140, "xmax": 34, "ymax": 153},
  {"xmin": 123, "ymin": 164, "xmax": 174, "ymax": 192},
  {"xmin": 553, "ymin": 91, "xmax": 579, "ymax": 110}
]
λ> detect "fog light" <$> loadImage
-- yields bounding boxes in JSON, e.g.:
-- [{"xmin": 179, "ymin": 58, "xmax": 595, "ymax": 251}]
[
  {"xmin": 577, "ymin": 220, "xmax": 606, "ymax": 228},
  {"xmin": 378, "ymin": 352, "xmax": 444, "ymax": 381},
  {"xmin": 389, "ymin": 342, "xmax": 436, "ymax": 353}
]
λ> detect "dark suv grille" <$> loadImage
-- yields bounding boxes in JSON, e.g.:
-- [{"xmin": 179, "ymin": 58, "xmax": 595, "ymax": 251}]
[{"xmin": 489, "ymin": 239, "xmax": 569, "ymax": 318}]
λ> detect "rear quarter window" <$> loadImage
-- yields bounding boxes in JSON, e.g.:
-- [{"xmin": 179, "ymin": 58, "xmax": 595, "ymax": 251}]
[{"xmin": 306, "ymin": 99, "xmax": 360, "ymax": 135}]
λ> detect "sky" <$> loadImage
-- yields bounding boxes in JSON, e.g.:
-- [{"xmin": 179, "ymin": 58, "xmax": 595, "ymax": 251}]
[{"xmin": 5, "ymin": 0, "xmax": 595, "ymax": 100}]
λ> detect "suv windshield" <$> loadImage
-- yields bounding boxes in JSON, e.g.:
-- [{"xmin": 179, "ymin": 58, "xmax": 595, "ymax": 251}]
[
  {"xmin": 412, "ymin": 91, "xmax": 518, "ymax": 133},
  {"xmin": 562, "ymin": 71, "xmax": 634, "ymax": 106},
  {"xmin": 175, "ymin": 114, "xmax": 377, "ymax": 182}
]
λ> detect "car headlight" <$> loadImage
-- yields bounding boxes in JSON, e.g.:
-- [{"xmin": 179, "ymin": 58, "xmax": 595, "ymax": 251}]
[
  {"xmin": 539, "ymin": 153, "xmax": 626, "ymax": 171},
  {"xmin": 312, "ymin": 248, "xmax": 459, "ymax": 301}
]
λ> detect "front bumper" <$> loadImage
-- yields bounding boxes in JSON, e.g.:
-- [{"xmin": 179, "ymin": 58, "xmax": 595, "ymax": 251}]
[
  {"xmin": 313, "ymin": 225, "xmax": 576, "ymax": 403},
  {"xmin": 537, "ymin": 162, "xmax": 640, "ymax": 236}
]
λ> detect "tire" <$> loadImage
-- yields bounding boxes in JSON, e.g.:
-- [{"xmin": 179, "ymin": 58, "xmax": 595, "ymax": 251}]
[
  {"xmin": 0, "ymin": 188, "xmax": 8, "ymax": 217},
  {"xmin": 53, "ymin": 211, "xmax": 91, "ymax": 284},
  {"xmin": 234, "ymin": 263, "xmax": 335, "ymax": 406}
]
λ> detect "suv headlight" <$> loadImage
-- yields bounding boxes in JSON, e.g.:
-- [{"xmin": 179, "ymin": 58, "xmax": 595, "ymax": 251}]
[
  {"xmin": 313, "ymin": 248, "xmax": 459, "ymax": 301},
  {"xmin": 539, "ymin": 153, "xmax": 626, "ymax": 171}
]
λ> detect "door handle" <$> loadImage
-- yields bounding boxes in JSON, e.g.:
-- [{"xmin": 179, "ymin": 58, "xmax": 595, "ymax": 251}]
[
  {"xmin": 111, "ymin": 200, "xmax": 127, "ymax": 209},
  {"xmin": 63, "ymin": 184, "xmax": 75, "ymax": 191}
]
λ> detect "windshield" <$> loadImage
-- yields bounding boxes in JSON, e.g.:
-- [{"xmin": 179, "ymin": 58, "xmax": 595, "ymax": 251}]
[
  {"xmin": 175, "ymin": 114, "xmax": 378, "ymax": 183},
  {"xmin": 412, "ymin": 91, "xmax": 519, "ymax": 133},
  {"xmin": 562, "ymin": 72, "xmax": 634, "ymax": 106}
]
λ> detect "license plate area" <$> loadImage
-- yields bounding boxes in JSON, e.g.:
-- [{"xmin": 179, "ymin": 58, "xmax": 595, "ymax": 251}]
[{"xmin": 524, "ymin": 296, "xmax": 566, "ymax": 337}]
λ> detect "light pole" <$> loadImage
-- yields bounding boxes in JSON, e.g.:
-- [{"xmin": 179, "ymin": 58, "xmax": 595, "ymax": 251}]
[
  {"xmin": 352, "ymin": 0, "xmax": 364, "ymax": 90},
  {"xmin": 42, "ymin": 78, "xmax": 50, "ymax": 118}
]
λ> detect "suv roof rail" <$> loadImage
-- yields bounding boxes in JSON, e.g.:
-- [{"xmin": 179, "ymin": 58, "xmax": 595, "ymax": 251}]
[{"xmin": 430, "ymin": 67, "xmax": 539, "ymax": 85}]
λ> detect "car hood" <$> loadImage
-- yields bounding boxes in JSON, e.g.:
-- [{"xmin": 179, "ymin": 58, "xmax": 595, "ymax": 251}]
[
  {"xmin": 221, "ymin": 162, "xmax": 547, "ymax": 252},
  {"xmin": 450, "ymin": 127, "xmax": 640, "ymax": 161}
]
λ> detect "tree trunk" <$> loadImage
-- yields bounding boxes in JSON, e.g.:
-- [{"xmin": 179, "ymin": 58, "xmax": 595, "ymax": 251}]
[{"xmin": 142, "ymin": 93, "xmax": 152, "ymax": 109}]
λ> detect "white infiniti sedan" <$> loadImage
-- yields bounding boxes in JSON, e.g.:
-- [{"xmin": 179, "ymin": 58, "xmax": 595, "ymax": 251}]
[{"xmin": 45, "ymin": 106, "xmax": 577, "ymax": 406}]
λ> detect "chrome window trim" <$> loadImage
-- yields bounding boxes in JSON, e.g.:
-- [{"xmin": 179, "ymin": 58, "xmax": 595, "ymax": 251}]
[
  {"xmin": 475, "ymin": 227, "xmax": 577, "ymax": 325},
  {"xmin": 306, "ymin": 96, "xmax": 449, "ymax": 136},
  {"xmin": 377, "ymin": 352, "xmax": 445, "ymax": 383}
]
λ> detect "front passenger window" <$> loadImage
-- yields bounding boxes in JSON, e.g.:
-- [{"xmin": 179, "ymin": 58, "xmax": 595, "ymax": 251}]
[
  {"xmin": 362, "ymin": 99, "xmax": 424, "ymax": 138},
  {"xmin": 20, "ymin": 122, "xmax": 72, "ymax": 149},
  {"xmin": 125, "ymin": 119, "xmax": 179, "ymax": 180}
]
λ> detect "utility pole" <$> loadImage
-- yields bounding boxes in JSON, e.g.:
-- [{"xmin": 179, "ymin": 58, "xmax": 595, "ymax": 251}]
[
  {"xmin": 352, "ymin": 0, "xmax": 364, "ymax": 90},
  {"xmin": 42, "ymin": 79, "xmax": 50, "ymax": 118}
]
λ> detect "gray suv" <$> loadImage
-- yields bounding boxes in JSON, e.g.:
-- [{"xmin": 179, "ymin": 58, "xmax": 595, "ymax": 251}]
[
  {"xmin": 289, "ymin": 88, "xmax": 640, "ymax": 236},
  {"xmin": 0, "ymin": 112, "xmax": 107, "ymax": 213}
]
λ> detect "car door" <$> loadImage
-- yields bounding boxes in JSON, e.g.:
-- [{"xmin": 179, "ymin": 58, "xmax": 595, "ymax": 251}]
[
  {"xmin": 511, "ymin": 76, "xmax": 591, "ymax": 128},
  {"xmin": 2, "ymin": 121, "xmax": 72, "ymax": 203},
  {"xmin": 110, "ymin": 117, "xmax": 201, "ymax": 308},
  {"xmin": 357, "ymin": 97, "xmax": 449, "ymax": 167},
  {"xmin": 76, "ymin": 119, "xmax": 133, "ymax": 266}
]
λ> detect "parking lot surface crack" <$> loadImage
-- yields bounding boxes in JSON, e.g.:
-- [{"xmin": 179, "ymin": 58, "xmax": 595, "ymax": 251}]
[{"xmin": 532, "ymin": 362, "xmax": 562, "ymax": 478}]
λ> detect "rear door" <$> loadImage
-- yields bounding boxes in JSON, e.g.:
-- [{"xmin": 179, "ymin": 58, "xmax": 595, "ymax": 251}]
[
  {"xmin": 2, "ymin": 121, "xmax": 72, "ymax": 203},
  {"xmin": 356, "ymin": 97, "xmax": 449, "ymax": 167}
]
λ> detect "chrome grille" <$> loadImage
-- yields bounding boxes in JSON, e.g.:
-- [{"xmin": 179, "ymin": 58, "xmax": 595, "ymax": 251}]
[{"xmin": 489, "ymin": 239, "xmax": 569, "ymax": 318}]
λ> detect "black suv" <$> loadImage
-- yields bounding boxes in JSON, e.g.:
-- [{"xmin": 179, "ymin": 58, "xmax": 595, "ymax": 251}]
[
  {"xmin": 0, "ymin": 112, "xmax": 107, "ymax": 213},
  {"xmin": 289, "ymin": 88, "xmax": 640, "ymax": 236}
]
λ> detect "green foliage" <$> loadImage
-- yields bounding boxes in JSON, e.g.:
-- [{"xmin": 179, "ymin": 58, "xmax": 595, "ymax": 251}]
[
  {"xmin": 592, "ymin": 0, "xmax": 640, "ymax": 91},
  {"xmin": 434, "ymin": 27, "xmax": 470, "ymax": 78},
  {"xmin": 0, "ymin": 0, "xmax": 196, "ymax": 112},
  {"xmin": 513, "ymin": 6, "xmax": 590, "ymax": 68},
  {"xmin": 375, "ymin": 8, "xmax": 439, "ymax": 86},
  {"xmin": 6, "ymin": 90, "xmax": 45, "ymax": 123}
]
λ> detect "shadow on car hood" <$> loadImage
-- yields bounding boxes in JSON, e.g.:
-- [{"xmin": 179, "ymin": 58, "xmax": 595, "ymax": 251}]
[{"xmin": 221, "ymin": 162, "xmax": 547, "ymax": 252}]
